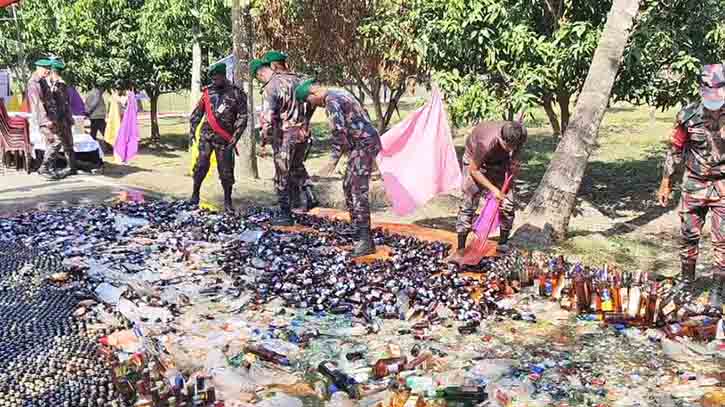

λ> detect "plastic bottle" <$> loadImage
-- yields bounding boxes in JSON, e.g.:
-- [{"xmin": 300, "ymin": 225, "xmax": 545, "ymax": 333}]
[{"xmin": 318, "ymin": 361, "xmax": 361, "ymax": 399}]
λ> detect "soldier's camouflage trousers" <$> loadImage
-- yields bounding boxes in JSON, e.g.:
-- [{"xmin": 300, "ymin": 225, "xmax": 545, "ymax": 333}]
[
  {"xmin": 344, "ymin": 145, "xmax": 379, "ymax": 231},
  {"xmin": 39, "ymin": 125, "xmax": 62, "ymax": 170},
  {"xmin": 455, "ymin": 163, "xmax": 515, "ymax": 235},
  {"xmin": 58, "ymin": 123, "xmax": 76, "ymax": 169},
  {"xmin": 193, "ymin": 133, "xmax": 235, "ymax": 186},
  {"xmin": 272, "ymin": 130, "xmax": 310, "ymax": 209},
  {"xmin": 679, "ymin": 189, "xmax": 725, "ymax": 276}
]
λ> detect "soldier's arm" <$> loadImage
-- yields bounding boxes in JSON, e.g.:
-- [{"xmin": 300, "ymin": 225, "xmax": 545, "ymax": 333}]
[
  {"xmin": 262, "ymin": 86, "xmax": 282, "ymax": 145},
  {"xmin": 327, "ymin": 101, "xmax": 349, "ymax": 168},
  {"xmin": 233, "ymin": 88, "xmax": 249, "ymax": 143},
  {"xmin": 28, "ymin": 82, "xmax": 51, "ymax": 127},
  {"xmin": 189, "ymin": 94, "xmax": 205, "ymax": 134},
  {"xmin": 661, "ymin": 122, "xmax": 688, "ymax": 182}
]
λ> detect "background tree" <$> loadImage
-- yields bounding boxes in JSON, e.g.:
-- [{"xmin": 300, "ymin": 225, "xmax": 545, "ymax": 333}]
[
  {"xmin": 254, "ymin": 0, "xmax": 423, "ymax": 132},
  {"xmin": 232, "ymin": 0, "xmax": 259, "ymax": 179},
  {"xmin": 517, "ymin": 0, "xmax": 642, "ymax": 243}
]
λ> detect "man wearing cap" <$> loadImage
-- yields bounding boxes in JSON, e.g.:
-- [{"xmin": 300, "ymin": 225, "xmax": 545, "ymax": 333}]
[
  {"xmin": 455, "ymin": 121, "xmax": 527, "ymax": 254},
  {"xmin": 251, "ymin": 58, "xmax": 316, "ymax": 226},
  {"xmin": 26, "ymin": 58, "xmax": 60, "ymax": 179},
  {"xmin": 658, "ymin": 63, "xmax": 725, "ymax": 310},
  {"xmin": 294, "ymin": 80, "xmax": 381, "ymax": 257},
  {"xmin": 262, "ymin": 50, "xmax": 318, "ymax": 211},
  {"xmin": 189, "ymin": 63, "xmax": 248, "ymax": 212},
  {"xmin": 47, "ymin": 59, "xmax": 77, "ymax": 177}
]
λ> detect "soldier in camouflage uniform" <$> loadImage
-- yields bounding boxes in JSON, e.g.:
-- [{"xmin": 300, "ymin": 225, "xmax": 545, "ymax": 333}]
[
  {"xmin": 189, "ymin": 63, "xmax": 248, "ymax": 212},
  {"xmin": 26, "ymin": 59, "xmax": 60, "ymax": 180},
  {"xmin": 251, "ymin": 59, "xmax": 314, "ymax": 225},
  {"xmin": 295, "ymin": 79, "xmax": 381, "ymax": 257},
  {"xmin": 262, "ymin": 50, "xmax": 318, "ymax": 211},
  {"xmin": 658, "ymin": 63, "xmax": 725, "ymax": 310},
  {"xmin": 48, "ymin": 59, "xmax": 77, "ymax": 178},
  {"xmin": 455, "ymin": 121, "xmax": 527, "ymax": 253}
]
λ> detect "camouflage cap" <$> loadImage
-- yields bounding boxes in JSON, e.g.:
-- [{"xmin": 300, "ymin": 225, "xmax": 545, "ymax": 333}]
[
  {"xmin": 263, "ymin": 50, "xmax": 287, "ymax": 63},
  {"xmin": 249, "ymin": 58, "xmax": 269, "ymax": 78},
  {"xmin": 208, "ymin": 63, "xmax": 226, "ymax": 77},
  {"xmin": 701, "ymin": 64, "xmax": 725, "ymax": 110},
  {"xmin": 294, "ymin": 79, "xmax": 316, "ymax": 102}
]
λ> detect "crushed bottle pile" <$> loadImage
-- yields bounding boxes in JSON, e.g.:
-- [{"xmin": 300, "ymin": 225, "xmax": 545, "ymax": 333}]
[{"xmin": 0, "ymin": 199, "xmax": 724, "ymax": 407}]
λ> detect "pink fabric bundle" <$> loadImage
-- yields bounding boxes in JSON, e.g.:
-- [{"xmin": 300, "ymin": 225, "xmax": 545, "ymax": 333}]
[
  {"xmin": 472, "ymin": 173, "xmax": 514, "ymax": 240},
  {"xmin": 376, "ymin": 89, "xmax": 462, "ymax": 216}
]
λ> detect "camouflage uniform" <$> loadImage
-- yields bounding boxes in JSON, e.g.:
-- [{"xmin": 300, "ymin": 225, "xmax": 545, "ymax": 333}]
[
  {"xmin": 48, "ymin": 78, "xmax": 75, "ymax": 169},
  {"xmin": 455, "ymin": 121, "xmax": 521, "ymax": 236},
  {"xmin": 663, "ymin": 103, "xmax": 725, "ymax": 276},
  {"xmin": 261, "ymin": 72, "xmax": 313, "ymax": 210},
  {"xmin": 324, "ymin": 89, "xmax": 381, "ymax": 231},
  {"xmin": 27, "ymin": 73, "xmax": 60, "ymax": 171},
  {"xmin": 189, "ymin": 81, "xmax": 248, "ymax": 186}
]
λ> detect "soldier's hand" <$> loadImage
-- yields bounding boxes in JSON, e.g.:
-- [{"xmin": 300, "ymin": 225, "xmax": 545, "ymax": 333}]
[{"xmin": 657, "ymin": 179, "xmax": 672, "ymax": 207}]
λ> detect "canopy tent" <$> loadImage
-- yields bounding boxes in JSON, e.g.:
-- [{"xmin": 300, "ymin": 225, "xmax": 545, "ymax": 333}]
[{"xmin": 0, "ymin": 0, "xmax": 21, "ymax": 8}]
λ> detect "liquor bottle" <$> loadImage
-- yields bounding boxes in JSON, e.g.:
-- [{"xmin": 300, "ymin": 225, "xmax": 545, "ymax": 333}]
[
  {"xmin": 373, "ymin": 357, "xmax": 408, "ymax": 379},
  {"xmin": 574, "ymin": 271, "xmax": 588, "ymax": 314},
  {"xmin": 318, "ymin": 361, "xmax": 360, "ymax": 399},
  {"xmin": 244, "ymin": 345, "xmax": 290, "ymax": 366},
  {"xmin": 627, "ymin": 274, "xmax": 641, "ymax": 320},
  {"xmin": 435, "ymin": 386, "xmax": 488, "ymax": 403},
  {"xmin": 644, "ymin": 282, "xmax": 659, "ymax": 326}
]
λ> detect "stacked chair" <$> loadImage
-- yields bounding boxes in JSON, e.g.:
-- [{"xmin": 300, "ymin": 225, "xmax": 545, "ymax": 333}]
[{"xmin": 0, "ymin": 99, "xmax": 32, "ymax": 173}]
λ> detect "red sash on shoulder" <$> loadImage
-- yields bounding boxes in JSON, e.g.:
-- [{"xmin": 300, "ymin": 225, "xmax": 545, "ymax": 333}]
[{"xmin": 203, "ymin": 89, "xmax": 233, "ymax": 143}]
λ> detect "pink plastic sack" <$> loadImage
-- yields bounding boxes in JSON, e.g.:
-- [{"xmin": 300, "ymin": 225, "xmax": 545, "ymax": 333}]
[
  {"xmin": 472, "ymin": 174, "xmax": 513, "ymax": 241},
  {"xmin": 376, "ymin": 88, "xmax": 462, "ymax": 216}
]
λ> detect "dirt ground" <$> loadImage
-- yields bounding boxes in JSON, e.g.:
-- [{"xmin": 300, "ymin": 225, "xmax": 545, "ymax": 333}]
[{"xmin": 2, "ymin": 103, "xmax": 717, "ymax": 278}]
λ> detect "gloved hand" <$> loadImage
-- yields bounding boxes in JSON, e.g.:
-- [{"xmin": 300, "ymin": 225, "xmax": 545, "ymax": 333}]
[{"xmin": 188, "ymin": 131, "xmax": 196, "ymax": 147}]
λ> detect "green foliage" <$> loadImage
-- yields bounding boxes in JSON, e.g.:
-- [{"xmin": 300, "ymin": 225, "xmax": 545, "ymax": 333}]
[{"xmin": 434, "ymin": 70, "xmax": 500, "ymax": 127}]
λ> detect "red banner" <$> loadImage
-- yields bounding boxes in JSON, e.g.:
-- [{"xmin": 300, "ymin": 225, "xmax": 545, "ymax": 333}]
[
  {"xmin": 0, "ymin": 0, "xmax": 21, "ymax": 8},
  {"xmin": 202, "ymin": 89, "xmax": 233, "ymax": 143}
]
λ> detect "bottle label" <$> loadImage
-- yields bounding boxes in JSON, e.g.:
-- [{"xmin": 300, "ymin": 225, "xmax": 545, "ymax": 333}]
[{"xmin": 388, "ymin": 363, "xmax": 401, "ymax": 374}]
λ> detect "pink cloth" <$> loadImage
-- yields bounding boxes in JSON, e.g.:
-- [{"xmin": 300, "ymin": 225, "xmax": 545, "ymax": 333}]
[
  {"xmin": 473, "ymin": 174, "xmax": 513, "ymax": 240},
  {"xmin": 114, "ymin": 91, "xmax": 139, "ymax": 163},
  {"xmin": 376, "ymin": 89, "xmax": 462, "ymax": 216}
]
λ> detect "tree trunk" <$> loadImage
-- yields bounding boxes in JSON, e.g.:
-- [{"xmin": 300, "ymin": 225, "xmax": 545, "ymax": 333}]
[
  {"xmin": 381, "ymin": 85, "xmax": 406, "ymax": 131},
  {"xmin": 190, "ymin": 42, "xmax": 202, "ymax": 113},
  {"xmin": 232, "ymin": 0, "xmax": 259, "ymax": 179},
  {"xmin": 149, "ymin": 90, "xmax": 161, "ymax": 146},
  {"xmin": 558, "ymin": 90, "xmax": 572, "ymax": 134},
  {"xmin": 516, "ymin": 0, "xmax": 641, "ymax": 245},
  {"xmin": 542, "ymin": 93, "xmax": 562, "ymax": 136}
]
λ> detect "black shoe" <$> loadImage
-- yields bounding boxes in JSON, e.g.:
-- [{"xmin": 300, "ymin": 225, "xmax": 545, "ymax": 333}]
[
  {"xmin": 708, "ymin": 276, "xmax": 725, "ymax": 311},
  {"xmin": 671, "ymin": 263, "xmax": 697, "ymax": 305},
  {"xmin": 457, "ymin": 232, "xmax": 468, "ymax": 251},
  {"xmin": 272, "ymin": 210, "xmax": 294, "ymax": 226},
  {"xmin": 222, "ymin": 183, "xmax": 234, "ymax": 213},
  {"xmin": 188, "ymin": 194, "xmax": 200, "ymax": 206},
  {"xmin": 224, "ymin": 203, "xmax": 235, "ymax": 213},
  {"xmin": 304, "ymin": 186, "xmax": 319, "ymax": 211},
  {"xmin": 352, "ymin": 228, "xmax": 375, "ymax": 257}
]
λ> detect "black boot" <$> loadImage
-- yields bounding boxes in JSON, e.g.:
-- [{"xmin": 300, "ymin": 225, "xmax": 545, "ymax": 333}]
[
  {"xmin": 272, "ymin": 205, "xmax": 294, "ymax": 226},
  {"xmin": 61, "ymin": 151, "xmax": 78, "ymax": 176},
  {"xmin": 304, "ymin": 185, "xmax": 319, "ymax": 211},
  {"xmin": 671, "ymin": 262, "xmax": 698, "ymax": 306},
  {"xmin": 457, "ymin": 232, "xmax": 468, "ymax": 251},
  {"xmin": 223, "ymin": 183, "xmax": 235, "ymax": 213},
  {"xmin": 497, "ymin": 229, "xmax": 511, "ymax": 253},
  {"xmin": 38, "ymin": 163, "xmax": 61, "ymax": 181},
  {"xmin": 352, "ymin": 227, "xmax": 375, "ymax": 257},
  {"xmin": 189, "ymin": 177, "xmax": 202, "ymax": 205},
  {"xmin": 682, "ymin": 262, "xmax": 696, "ymax": 282},
  {"xmin": 290, "ymin": 185, "xmax": 303, "ymax": 210}
]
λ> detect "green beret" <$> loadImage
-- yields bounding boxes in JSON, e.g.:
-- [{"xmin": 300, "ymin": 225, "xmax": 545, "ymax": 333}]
[
  {"xmin": 294, "ymin": 78, "xmax": 316, "ymax": 102},
  {"xmin": 263, "ymin": 50, "xmax": 288, "ymax": 63},
  {"xmin": 209, "ymin": 63, "xmax": 226, "ymax": 76},
  {"xmin": 34, "ymin": 59, "xmax": 52, "ymax": 67},
  {"xmin": 50, "ymin": 59, "xmax": 66, "ymax": 71},
  {"xmin": 249, "ymin": 58, "xmax": 268, "ymax": 78}
]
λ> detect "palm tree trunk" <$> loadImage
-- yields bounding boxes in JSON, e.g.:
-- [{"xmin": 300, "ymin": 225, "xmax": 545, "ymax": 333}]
[
  {"xmin": 516, "ymin": 0, "xmax": 641, "ymax": 244},
  {"xmin": 232, "ymin": 0, "xmax": 259, "ymax": 179}
]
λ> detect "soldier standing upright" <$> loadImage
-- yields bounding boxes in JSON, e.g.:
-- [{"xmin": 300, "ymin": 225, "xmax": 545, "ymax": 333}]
[
  {"xmin": 294, "ymin": 80, "xmax": 381, "ymax": 257},
  {"xmin": 251, "ymin": 58, "xmax": 315, "ymax": 225},
  {"xmin": 48, "ymin": 59, "xmax": 77, "ymax": 177},
  {"xmin": 657, "ymin": 63, "xmax": 725, "ymax": 310},
  {"xmin": 189, "ymin": 63, "xmax": 248, "ymax": 212},
  {"xmin": 262, "ymin": 50, "xmax": 318, "ymax": 211},
  {"xmin": 455, "ymin": 121, "xmax": 527, "ymax": 253},
  {"xmin": 26, "ymin": 58, "xmax": 59, "ymax": 180}
]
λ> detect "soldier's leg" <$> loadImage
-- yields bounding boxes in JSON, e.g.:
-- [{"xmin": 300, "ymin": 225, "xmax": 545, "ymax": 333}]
[
  {"xmin": 679, "ymin": 192, "xmax": 708, "ymax": 280},
  {"xmin": 39, "ymin": 126, "xmax": 62, "ymax": 179},
  {"xmin": 271, "ymin": 137, "xmax": 293, "ymax": 225},
  {"xmin": 296, "ymin": 139, "xmax": 318, "ymax": 210},
  {"xmin": 341, "ymin": 153, "xmax": 357, "ymax": 236},
  {"xmin": 288, "ymin": 141, "xmax": 306, "ymax": 209},
  {"xmin": 190, "ymin": 136, "xmax": 213, "ymax": 205},
  {"xmin": 707, "ymin": 199, "xmax": 725, "ymax": 308},
  {"xmin": 215, "ymin": 142, "xmax": 236, "ymax": 212},
  {"xmin": 498, "ymin": 189, "xmax": 516, "ymax": 251},
  {"xmin": 455, "ymin": 162, "xmax": 483, "ymax": 250},
  {"xmin": 349, "ymin": 149, "xmax": 376, "ymax": 257},
  {"xmin": 59, "ymin": 125, "xmax": 77, "ymax": 175}
]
